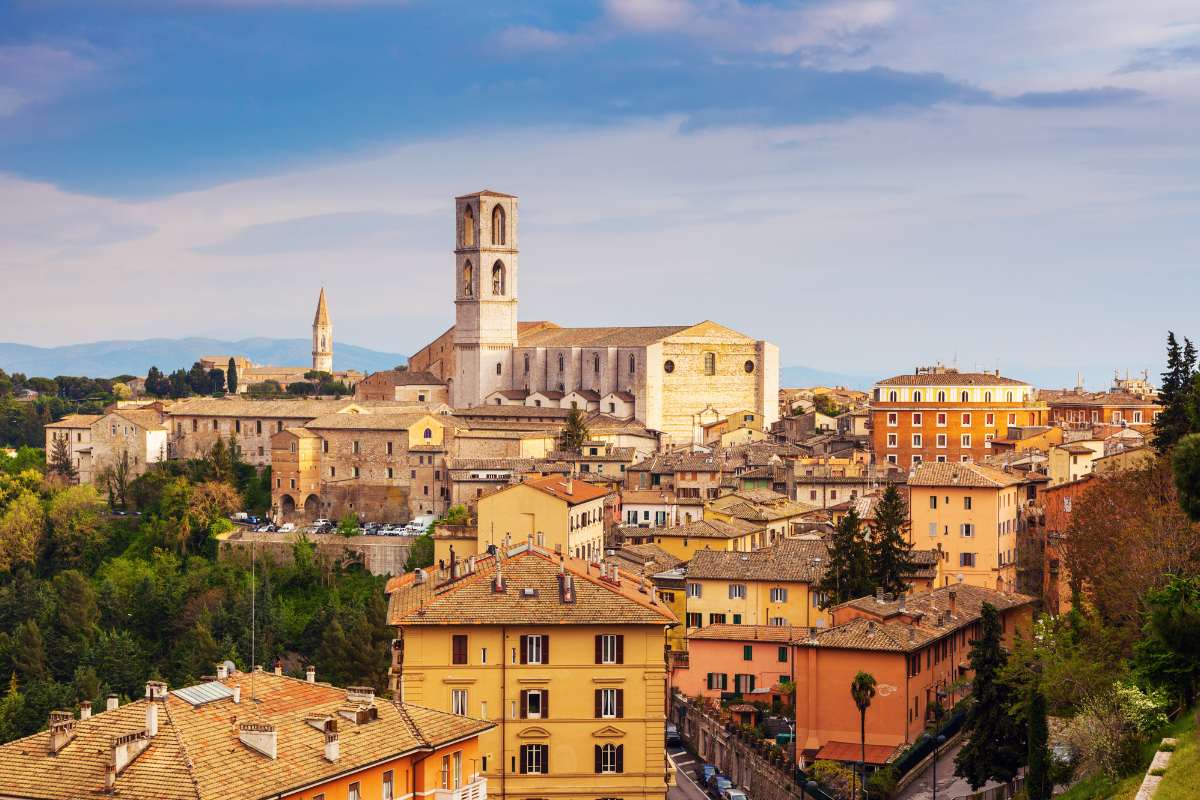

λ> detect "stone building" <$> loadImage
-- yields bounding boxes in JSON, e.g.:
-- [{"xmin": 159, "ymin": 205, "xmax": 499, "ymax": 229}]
[
  {"xmin": 353, "ymin": 369, "xmax": 448, "ymax": 403},
  {"xmin": 408, "ymin": 190, "xmax": 780, "ymax": 444},
  {"xmin": 45, "ymin": 408, "xmax": 168, "ymax": 486}
]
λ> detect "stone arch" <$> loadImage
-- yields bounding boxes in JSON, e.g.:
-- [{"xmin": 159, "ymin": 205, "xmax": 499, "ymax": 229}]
[
  {"xmin": 492, "ymin": 260, "xmax": 506, "ymax": 295},
  {"xmin": 463, "ymin": 260, "xmax": 473, "ymax": 297},
  {"xmin": 463, "ymin": 205, "xmax": 475, "ymax": 247},
  {"xmin": 303, "ymin": 494, "xmax": 320, "ymax": 518},
  {"xmin": 280, "ymin": 494, "xmax": 297, "ymax": 517},
  {"xmin": 491, "ymin": 204, "xmax": 506, "ymax": 246}
]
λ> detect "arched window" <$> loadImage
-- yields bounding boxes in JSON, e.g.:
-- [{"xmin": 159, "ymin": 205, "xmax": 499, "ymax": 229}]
[
  {"xmin": 496, "ymin": 362, "xmax": 502, "ymax": 375},
  {"xmin": 937, "ymin": 391, "xmax": 946, "ymax": 402},
  {"xmin": 492, "ymin": 261, "xmax": 506, "ymax": 295},
  {"xmin": 462, "ymin": 261, "xmax": 473, "ymax": 297},
  {"xmin": 888, "ymin": 390, "xmax": 898, "ymax": 402},
  {"xmin": 558, "ymin": 354, "xmax": 565, "ymax": 372},
  {"xmin": 629, "ymin": 354, "xmax": 636, "ymax": 375},
  {"xmin": 320, "ymin": 336, "xmax": 326, "ymax": 350},
  {"xmin": 1006, "ymin": 391, "xmax": 1013, "ymax": 401},
  {"xmin": 913, "ymin": 391, "xmax": 922, "ymax": 402},
  {"xmin": 961, "ymin": 391, "xmax": 969, "ymax": 403},
  {"xmin": 984, "ymin": 391, "xmax": 992, "ymax": 402},
  {"xmin": 593, "ymin": 354, "xmax": 600, "ymax": 374},
  {"xmin": 492, "ymin": 205, "xmax": 506, "ymax": 246},
  {"xmin": 423, "ymin": 428, "xmax": 433, "ymax": 439},
  {"xmin": 704, "ymin": 352, "xmax": 716, "ymax": 376},
  {"xmin": 523, "ymin": 354, "xmax": 530, "ymax": 374},
  {"xmin": 463, "ymin": 205, "xmax": 475, "ymax": 247}
]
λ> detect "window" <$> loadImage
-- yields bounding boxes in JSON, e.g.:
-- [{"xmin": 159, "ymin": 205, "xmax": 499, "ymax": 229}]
[
  {"xmin": 352, "ymin": 466, "xmax": 360, "ymax": 478},
  {"xmin": 520, "ymin": 634, "xmax": 547, "ymax": 664},
  {"xmin": 686, "ymin": 612, "xmax": 703, "ymax": 627},
  {"xmin": 985, "ymin": 413, "xmax": 995, "ymax": 426},
  {"xmin": 596, "ymin": 688, "xmax": 623, "ymax": 718},
  {"xmin": 912, "ymin": 454, "xmax": 923, "ymax": 464},
  {"xmin": 912, "ymin": 433, "xmax": 923, "ymax": 447},
  {"xmin": 770, "ymin": 587, "xmax": 788, "ymax": 603},
  {"xmin": 960, "ymin": 552, "xmax": 976, "ymax": 567},
  {"xmin": 936, "ymin": 433, "xmax": 947, "ymax": 448},
  {"xmin": 708, "ymin": 613, "xmax": 727, "ymax": 625},
  {"xmin": 686, "ymin": 582, "xmax": 702, "ymax": 598},
  {"xmin": 889, "ymin": 390, "xmax": 898, "ymax": 402},
  {"xmin": 348, "ymin": 783, "xmax": 360, "ymax": 800},
  {"xmin": 937, "ymin": 412, "xmax": 947, "ymax": 426},
  {"xmin": 704, "ymin": 352, "xmax": 716, "ymax": 375},
  {"xmin": 887, "ymin": 433, "xmax": 898, "ymax": 448},
  {"xmin": 961, "ymin": 413, "xmax": 972, "ymax": 425},
  {"xmin": 929, "ymin": 495, "xmax": 938, "ymax": 509},
  {"xmin": 937, "ymin": 391, "xmax": 946, "ymax": 402},
  {"xmin": 778, "ymin": 646, "xmax": 788, "ymax": 662},
  {"xmin": 960, "ymin": 523, "xmax": 975, "ymax": 537},
  {"xmin": 1009, "ymin": 413, "xmax": 1017, "ymax": 425},
  {"xmin": 887, "ymin": 454, "xmax": 897, "ymax": 464},
  {"xmin": 1134, "ymin": 411, "xmax": 1143, "ymax": 423},
  {"xmin": 463, "ymin": 205, "xmax": 475, "ymax": 246},
  {"xmin": 452, "ymin": 689, "xmax": 468, "ymax": 715},
  {"xmin": 329, "ymin": 466, "xmax": 336, "ymax": 478},
  {"xmin": 521, "ymin": 689, "xmax": 546, "ymax": 719},
  {"xmin": 912, "ymin": 412, "xmax": 923, "ymax": 425},
  {"xmin": 961, "ymin": 434, "xmax": 971, "ymax": 447},
  {"xmin": 352, "ymin": 440, "xmax": 361, "ymax": 455},
  {"xmin": 629, "ymin": 354, "xmax": 636, "ymax": 375},
  {"xmin": 424, "ymin": 428, "xmax": 433, "ymax": 440},
  {"xmin": 887, "ymin": 412, "xmax": 898, "ymax": 426},
  {"xmin": 963, "ymin": 496, "xmax": 972, "ymax": 510},
  {"xmin": 519, "ymin": 744, "xmax": 548, "ymax": 775},
  {"xmin": 928, "ymin": 522, "xmax": 937, "ymax": 536},
  {"xmin": 663, "ymin": 359, "xmax": 675, "ymax": 374},
  {"xmin": 961, "ymin": 391, "xmax": 969, "ymax": 402},
  {"xmin": 596, "ymin": 743, "xmax": 624, "ymax": 774},
  {"xmin": 744, "ymin": 360, "xmax": 755, "ymax": 373},
  {"xmin": 596, "ymin": 634, "xmax": 624, "ymax": 664},
  {"xmin": 322, "ymin": 440, "xmax": 329, "ymax": 454},
  {"xmin": 984, "ymin": 391, "xmax": 992, "ymax": 402},
  {"xmin": 235, "ymin": 419, "xmax": 242, "ymax": 434},
  {"xmin": 728, "ymin": 583, "xmax": 747, "ymax": 599},
  {"xmin": 558, "ymin": 354, "xmax": 565, "ymax": 372},
  {"xmin": 383, "ymin": 770, "xmax": 394, "ymax": 800},
  {"xmin": 491, "ymin": 205, "xmax": 506, "ymax": 245},
  {"xmin": 452, "ymin": 634, "xmax": 468, "ymax": 664},
  {"xmin": 706, "ymin": 673, "xmax": 728, "ymax": 690},
  {"xmin": 913, "ymin": 391, "xmax": 923, "ymax": 402}
]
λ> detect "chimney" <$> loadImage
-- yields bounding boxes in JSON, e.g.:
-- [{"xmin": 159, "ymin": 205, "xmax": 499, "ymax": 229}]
[
  {"xmin": 346, "ymin": 686, "xmax": 375, "ymax": 704},
  {"xmin": 306, "ymin": 666, "xmax": 316, "ymax": 683},
  {"xmin": 106, "ymin": 694, "xmax": 119, "ymax": 712},
  {"xmin": 238, "ymin": 722, "xmax": 278, "ymax": 760},
  {"xmin": 274, "ymin": 659, "xmax": 283, "ymax": 676},
  {"xmin": 324, "ymin": 729, "xmax": 340, "ymax": 762},
  {"xmin": 146, "ymin": 703, "xmax": 158, "ymax": 738},
  {"xmin": 493, "ymin": 562, "xmax": 506, "ymax": 593},
  {"xmin": 216, "ymin": 662, "xmax": 228, "ymax": 680},
  {"xmin": 232, "ymin": 686, "xmax": 241, "ymax": 704},
  {"xmin": 611, "ymin": 564, "xmax": 620, "ymax": 585},
  {"xmin": 875, "ymin": 587, "xmax": 884, "ymax": 603},
  {"xmin": 80, "ymin": 701, "xmax": 92, "ymax": 721},
  {"xmin": 47, "ymin": 711, "xmax": 77, "ymax": 755},
  {"xmin": 948, "ymin": 590, "xmax": 957, "ymax": 616}
]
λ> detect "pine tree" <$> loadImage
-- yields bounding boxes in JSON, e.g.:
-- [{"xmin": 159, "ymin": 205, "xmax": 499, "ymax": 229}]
[
  {"xmin": 817, "ymin": 509, "xmax": 873, "ymax": 608},
  {"xmin": 1154, "ymin": 332, "xmax": 1196, "ymax": 451},
  {"xmin": 1026, "ymin": 683, "xmax": 1052, "ymax": 800},
  {"xmin": 47, "ymin": 436, "xmax": 77, "ymax": 482},
  {"xmin": 955, "ymin": 604, "xmax": 1026, "ymax": 790},
  {"xmin": 227, "ymin": 357, "xmax": 239, "ymax": 394},
  {"xmin": 868, "ymin": 483, "xmax": 917, "ymax": 597},
  {"xmin": 10, "ymin": 620, "xmax": 49, "ymax": 684},
  {"xmin": 558, "ymin": 408, "xmax": 589, "ymax": 451}
]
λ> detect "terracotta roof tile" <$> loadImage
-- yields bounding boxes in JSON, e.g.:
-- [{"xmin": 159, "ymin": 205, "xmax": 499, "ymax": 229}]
[
  {"xmin": 908, "ymin": 461, "xmax": 1023, "ymax": 488},
  {"xmin": 687, "ymin": 539, "xmax": 828, "ymax": 583},
  {"xmin": 875, "ymin": 371, "xmax": 1030, "ymax": 387}
]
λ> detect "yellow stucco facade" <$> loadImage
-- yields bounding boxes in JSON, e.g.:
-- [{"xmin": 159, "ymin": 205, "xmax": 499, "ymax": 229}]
[
  {"xmin": 477, "ymin": 477, "xmax": 610, "ymax": 560},
  {"xmin": 682, "ymin": 576, "xmax": 830, "ymax": 630}
]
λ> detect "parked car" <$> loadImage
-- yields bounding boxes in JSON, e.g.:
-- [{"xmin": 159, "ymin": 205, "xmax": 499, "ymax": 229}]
[
  {"xmin": 231, "ymin": 512, "xmax": 249, "ymax": 521},
  {"xmin": 701, "ymin": 765, "xmax": 717, "ymax": 786},
  {"xmin": 666, "ymin": 723, "xmax": 682, "ymax": 747},
  {"xmin": 278, "ymin": 522, "xmax": 296, "ymax": 533},
  {"xmin": 707, "ymin": 774, "xmax": 732, "ymax": 798},
  {"xmin": 313, "ymin": 518, "xmax": 331, "ymax": 527},
  {"xmin": 723, "ymin": 789, "xmax": 747, "ymax": 800}
]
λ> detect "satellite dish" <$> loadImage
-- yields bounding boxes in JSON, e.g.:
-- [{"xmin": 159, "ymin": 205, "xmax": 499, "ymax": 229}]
[{"xmin": 222, "ymin": 660, "xmax": 237, "ymax": 676}]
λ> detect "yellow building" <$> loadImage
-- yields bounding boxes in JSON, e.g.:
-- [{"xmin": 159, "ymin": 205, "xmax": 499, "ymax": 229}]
[
  {"xmin": 1048, "ymin": 439, "xmax": 1104, "ymax": 486},
  {"xmin": 704, "ymin": 490, "xmax": 815, "ymax": 547},
  {"xmin": 683, "ymin": 538, "xmax": 832, "ymax": 630},
  {"xmin": 477, "ymin": 475, "xmax": 611, "ymax": 560},
  {"xmin": 907, "ymin": 462, "xmax": 1023, "ymax": 591},
  {"xmin": 387, "ymin": 545, "xmax": 678, "ymax": 800},
  {"xmin": 623, "ymin": 518, "xmax": 761, "ymax": 561}
]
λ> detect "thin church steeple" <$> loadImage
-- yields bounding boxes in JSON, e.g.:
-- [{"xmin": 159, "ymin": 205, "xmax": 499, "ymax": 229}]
[{"xmin": 312, "ymin": 287, "xmax": 333, "ymax": 373}]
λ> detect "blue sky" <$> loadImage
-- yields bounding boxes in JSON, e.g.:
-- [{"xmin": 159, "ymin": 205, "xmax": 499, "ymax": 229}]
[{"xmin": 2, "ymin": 0, "xmax": 1199, "ymax": 383}]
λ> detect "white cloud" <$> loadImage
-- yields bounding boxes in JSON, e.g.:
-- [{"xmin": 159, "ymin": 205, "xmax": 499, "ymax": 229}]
[
  {"xmin": 604, "ymin": 0, "xmax": 695, "ymax": 32},
  {"xmin": 496, "ymin": 25, "xmax": 577, "ymax": 52}
]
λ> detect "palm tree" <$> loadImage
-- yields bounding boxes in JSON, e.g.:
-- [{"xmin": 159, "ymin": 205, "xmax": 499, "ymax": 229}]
[{"xmin": 850, "ymin": 671, "xmax": 877, "ymax": 800}]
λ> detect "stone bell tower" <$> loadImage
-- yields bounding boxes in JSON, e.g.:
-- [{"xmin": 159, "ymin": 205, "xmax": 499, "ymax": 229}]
[
  {"xmin": 312, "ymin": 287, "xmax": 333, "ymax": 373},
  {"xmin": 452, "ymin": 190, "xmax": 519, "ymax": 407}
]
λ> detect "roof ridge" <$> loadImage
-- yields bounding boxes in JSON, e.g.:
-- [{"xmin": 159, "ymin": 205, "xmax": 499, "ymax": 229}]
[{"xmin": 160, "ymin": 694, "xmax": 203, "ymax": 800}]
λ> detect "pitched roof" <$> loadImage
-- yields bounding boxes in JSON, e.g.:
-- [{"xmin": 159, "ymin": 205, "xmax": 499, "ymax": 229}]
[
  {"xmin": 387, "ymin": 546, "xmax": 677, "ymax": 627},
  {"xmin": 875, "ymin": 371, "xmax": 1029, "ymax": 387},
  {"xmin": 111, "ymin": 409, "xmax": 168, "ymax": 432},
  {"xmin": 0, "ymin": 671, "xmax": 492, "ymax": 800},
  {"xmin": 688, "ymin": 624, "xmax": 809, "ymax": 643},
  {"xmin": 165, "ymin": 398, "xmax": 366, "ymax": 418},
  {"xmin": 304, "ymin": 412, "xmax": 431, "ymax": 431},
  {"xmin": 45, "ymin": 414, "xmax": 103, "ymax": 428},
  {"xmin": 687, "ymin": 538, "xmax": 829, "ymax": 583},
  {"xmin": 908, "ymin": 461, "xmax": 1023, "ymax": 488},
  {"xmin": 519, "ymin": 325, "xmax": 692, "ymax": 348},
  {"xmin": 519, "ymin": 475, "xmax": 611, "ymax": 505},
  {"xmin": 361, "ymin": 369, "xmax": 446, "ymax": 387},
  {"xmin": 610, "ymin": 543, "xmax": 685, "ymax": 575},
  {"xmin": 636, "ymin": 518, "xmax": 759, "ymax": 540}
]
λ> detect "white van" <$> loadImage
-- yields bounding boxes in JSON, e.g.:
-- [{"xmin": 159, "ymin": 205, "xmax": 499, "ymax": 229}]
[{"xmin": 406, "ymin": 514, "xmax": 435, "ymax": 534}]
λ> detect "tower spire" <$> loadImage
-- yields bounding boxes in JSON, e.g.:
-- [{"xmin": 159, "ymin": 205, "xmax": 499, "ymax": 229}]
[{"xmin": 312, "ymin": 287, "xmax": 333, "ymax": 373}]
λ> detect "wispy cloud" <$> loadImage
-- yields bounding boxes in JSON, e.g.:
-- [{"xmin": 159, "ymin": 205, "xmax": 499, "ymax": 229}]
[
  {"xmin": 496, "ymin": 25, "xmax": 579, "ymax": 52},
  {"xmin": 1118, "ymin": 44, "xmax": 1200, "ymax": 73},
  {"xmin": 1009, "ymin": 86, "xmax": 1147, "ymax": 109},
  {"xmin": 0, "ymin": 43, "xmax": 102, "ymax": 120}
]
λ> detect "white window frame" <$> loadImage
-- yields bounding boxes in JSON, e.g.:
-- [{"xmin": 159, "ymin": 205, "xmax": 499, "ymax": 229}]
[
  {"xmin": 526, "ymin": 689, "xmax": 544, "ymax": 718},
  {"xmin": 912, "ymin": 433, "xmax": 923, "ymax": 447},
  {"xmin": 985, "ymin": 413, "xmax": 995, "ymax": 426},
  {"xmin": 600, "ymin": 743, "xmax": 619, "ymax": 774},
  {"xmin": 686, "ymin": 582, "xmax": 702, "ymax": 598},
  {"xmin": 525, "ymin": 635, "xmax": 545, "ymax": 664},
  {"xmin": 961, "ymin": 523, "xmax": 975, "ymax": 537},
  {"xmin": 936, "ymin": 433, "xmax": 947, "ymax": 448},
  {"xmin": 770, "ymin": 587, "xmax": 788, "ymax": 603},
  {"xmin": 961, "ymin": 433, "xmax": 972, "ymax": 448},
  {"xmin": 936, "ymin": 412, "xmax": 947, "ymax": 427},
  {"xmin": 887, "ymin": 433, "xmax": 898, "ymax": 448},
  {"xmin": 961, "ymin": 413, "xmax": 972, "ymax": 426},
  {"xmin": 729, "ymin": 583, "xmax": 747, "ymax": 599},
  {"xmin": 599, "ymin": 634, "xmax": 619, "ymax": 665},
  {"xmin": 912, "ymin": 412, "xmax": 923, "ymax": 425},
  {"xmin": 887, "ymin": 412, "xmax": 898, "ymax": 427},
  {"xmin": 600, "ymin": 688, "xmax": 619, "ymax": 718},
  {"xmin": 452, "ymin": 688, "xmax": 468, "ymax": 716}
]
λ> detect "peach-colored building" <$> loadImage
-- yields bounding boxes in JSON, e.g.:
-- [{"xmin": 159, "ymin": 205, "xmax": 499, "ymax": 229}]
[{"xmin": 672, "ymin": 625, "xmax": 806, "ymax": 700}]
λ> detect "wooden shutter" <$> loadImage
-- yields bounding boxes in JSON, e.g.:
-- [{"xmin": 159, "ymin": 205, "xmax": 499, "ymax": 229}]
[
  {"xmin": 452, "ymin": 635, "xmax": 467, "ymax": 665},
  {"xmin": 519, "ymin": 635, "xmax": 528, "ymax": 664},
  {"xmin": 518, "ymin": 745, "xmax": 527, "ymax": 774},
  {"xmin": 594, "ymin": 689, "xmax": 602, "ymax": 718},
  {"xmin": 520, "ymin": 690, "xmax": 528, "ymax": 719},
  {"xmin": 616, "ymin": 689, "xmax": 624, "ymax": 718},
  {"xmin": 616, "ymin": 744, "xmax": 624, "ymax": 773},
  {"xmin": 594, "ymin": 745, "xmax": 602, "ymax": 773},
  {"xmin": 542, "ymin": 745, "xmax": 549, "ymax": 774},
  {"xmin": 543, "ymin": 690, "xmax": 549, "ymax": 718},
  {"xmin": 615, "ymin": 635, "xmax": 624, "ymax": 664},
  {"xmin": 542, "ymin": 635, "xmax": 549, "ymax": 663},
  {"xmin": 595, "ymin": 635, "xmax": 603, "ymax": 664}
]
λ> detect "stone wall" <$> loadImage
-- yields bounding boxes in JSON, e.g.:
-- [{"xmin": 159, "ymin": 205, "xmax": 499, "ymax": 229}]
[{"xmin": 218, "ymin": 530, "xmax": 413, "ymax": 576}]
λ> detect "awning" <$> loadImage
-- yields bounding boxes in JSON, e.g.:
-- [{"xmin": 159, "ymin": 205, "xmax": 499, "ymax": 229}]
[{"xmin": 814, "ymin": 741, "xmax": 899, "ymax": 765}]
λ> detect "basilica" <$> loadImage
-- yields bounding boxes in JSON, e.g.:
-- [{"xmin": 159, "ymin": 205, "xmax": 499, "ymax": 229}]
[{"xmin": 409, "ymin": 190, "xmax": 779, "ymax": 444}]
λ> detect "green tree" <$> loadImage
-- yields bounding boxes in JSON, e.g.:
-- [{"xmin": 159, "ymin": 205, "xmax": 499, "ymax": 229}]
[
  {"xmin": 850, "ymin": 671, "xmax": 877, "ymax": 800},
  {"xmin": 405, "ymin": 532, "xmax": 434, "ymax": 571},
  {"xmin": 1026, "ymin": 684, "xmax": 1052, "ymax": 800},
  {"xmin": 47, "ymin": 436, "xmax": 77, "ymax": 482},
  {"xmin": 558, "ymin": 408, "xmax": 589, "ymax": 451},
  {"xmin": 1154, "ymin": 332, "xmax": 1196, "ymax": 451},
  {"xmin": 0, "ymin": 491, "xmax": 44, "ymax": 572},
  {"xmin": 867, "ymin": 483, "xmax": 916, "ymax": 597},
  {"xmin": 1171, "ymin": 433, "xmax": 1200, "ymax": 522},
  {"xmin": 817, "ymin": 509, "xmax": 873, "ymax": 608},
  {"xmin": 98, "ymin": 449, "xmax": 132, "ymax": 510},
  {"xmin": 47, "ymin": 485, "xmax": 107, "ymax": 570},
  {"xmin": 955, "ymin": 603, "xmax": 1026, "ymax": 790},
  {"xmin": 47, "ymin": 570, "xmax": 100, "ymax": 677},
  {"xmin": 337, "ymin": 512, "xmax": 360, "ymax": 537},
  {"xmin": 227, "ymin": 358, "xmax": 239, "ymax": 394},
  {"xmin": 1132, "ymin": 574, "xmax": 1200, "ymax": 707},
  {"xmin": 10, "ymin": 621, "xmax": 48, "ymax": 683}
]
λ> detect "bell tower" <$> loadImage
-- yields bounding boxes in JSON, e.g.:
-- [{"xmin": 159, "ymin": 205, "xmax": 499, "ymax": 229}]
[
  {"xmin": 312, "ymin": 287, "xmax": 333, "ymax": 373},
  {"xmin": 452, "ymin": 190, "xmax": 519, "ymax": 407}
]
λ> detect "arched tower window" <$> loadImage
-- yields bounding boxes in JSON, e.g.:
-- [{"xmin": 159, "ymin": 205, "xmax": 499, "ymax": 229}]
[
  {"xmin": 629, "ymin": 354, "xmax": 636, "ymax": 375},
  {"xmin": 320, "ymin": 336, "xmax": 326, "ymax": 350},
  {"xmin": 937, "ymin": 391, "xmax": 946, "ymax": 402},
  {"xmin": 913, "ymin": 390, "xmax": 922, "ymax": 402},
  {"xmin": 704, "ymin": 352, "xmax": 716, "ymax": 376},
  {"xmin": 492, "ymin": 205, "xmax": 506, "ymax": 246},
  {"xmin": 523, "ymin": 354, "xmax": 530, "ymax": 374},
  {"xmin": 462, "ymin": 261, "xmax": 473, "ymax": 297},
  {"xmin": 558, "ymin": 354, "xmax": 565, "ymax": 372},
  {"xmin": 961, "ymin": 391, "xmax": 969, "ymax": 403},
  {"xmin": 492, "ymin": 261, "xmax": 506, "ymax": 295},
  {"xmin": 463, "ymin": 205, "xmax": 475, "ymax": 247},
  {"xmin": 593, "ymin": 354, "xmax": 601, "ymax": 374}
]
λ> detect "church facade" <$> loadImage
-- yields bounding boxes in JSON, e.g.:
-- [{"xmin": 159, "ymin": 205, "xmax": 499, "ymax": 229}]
[{"xmin": 408, "ymin": 190, "xmax": 779, "ymax": 444}]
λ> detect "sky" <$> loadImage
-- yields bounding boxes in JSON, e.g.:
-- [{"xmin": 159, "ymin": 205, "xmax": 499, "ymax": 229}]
[{"xmin": 2, "ymin": 0, "xmax": 1199, "ymax": 381}]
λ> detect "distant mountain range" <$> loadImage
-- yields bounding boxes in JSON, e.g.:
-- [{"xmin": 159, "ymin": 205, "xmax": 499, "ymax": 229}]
[{"xmin": 0, "ymin": 338, "xmax": 409, "ymax": 378}]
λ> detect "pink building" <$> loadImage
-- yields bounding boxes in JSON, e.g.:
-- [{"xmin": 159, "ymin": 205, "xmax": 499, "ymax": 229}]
[{"xmin": 672, "ymin": 625, "xmax": 806, "ymax": 699}]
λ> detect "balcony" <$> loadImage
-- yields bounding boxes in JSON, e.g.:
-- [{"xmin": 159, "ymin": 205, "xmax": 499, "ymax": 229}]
[{"xmin": 433, "ymin": 777, "xmax": 486, "ymax": 800}]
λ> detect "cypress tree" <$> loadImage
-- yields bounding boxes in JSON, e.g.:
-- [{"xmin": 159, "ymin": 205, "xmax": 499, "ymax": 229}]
[
  {"xmin": 955, "ymin": 604, "xmax": 1026, "ymax": 790},
  {"xmin": 868, "ymin": 483, "xmax": 917, "ymax": 597},
  {"xmin": 1026, "ymin": 684, "xmax": 1052, "ymax": 800},
  {"xmin": 227, "ymin": 357, "xmax": 239, "ymax": 394},
  {"xmin": 558, "ymin": 408, "xmax": 589, "ymax": 451},
  {"xmin": 48, "ymin": 436, "xmax": 77, "ymax": 482},
  {"xmin": 1154, "ymin": 332, "xmax": 1196, "ymax": 451},
  {"xmin": 817, "ymin": 509, "xmax": 873, "ymax": 608}
]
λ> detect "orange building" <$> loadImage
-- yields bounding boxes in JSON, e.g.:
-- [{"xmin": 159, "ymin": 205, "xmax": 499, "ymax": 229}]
[
  {"xmin": 1041, "ymin": 386, "xmax": 1161, "ymax": 429},
  {"xmin": 672, "ymin": 624, "xmax": 807, "ymax": 699},
  {"xmin": 792, "ymin": 584, "xmax": 1034, "ymax": 765},
  {"xmin": 871, "ymin": 367, "xmax": 1047, "ymax": 467},
  {"xmin": 0, "ymin": 670, "xmax": 492, "ymax": 800},
  {"xmin": 1042, "ymin": 475, "xmax": 1095, "ymax": 615}
]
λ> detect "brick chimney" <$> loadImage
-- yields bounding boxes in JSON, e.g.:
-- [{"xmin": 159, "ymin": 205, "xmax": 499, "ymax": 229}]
[
  {"xmin": 948, "ymin": 590, "xmax": 958, "ymax": 616},
  {"xmin": 144, "ymin": 681, "xmax": 167, "ymax": 738},
  {"xmin": 274, "ymin": 659, "xmax": 283, "ymax": 676},
  {"xmin": 216, "ymin": 662, "xmax": 229, "ymax": 679}
]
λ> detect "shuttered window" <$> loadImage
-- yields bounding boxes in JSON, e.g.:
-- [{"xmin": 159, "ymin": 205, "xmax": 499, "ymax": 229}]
[{"xmin": 452, "ymin": 635, "xmax": 468, "ymax": 665}]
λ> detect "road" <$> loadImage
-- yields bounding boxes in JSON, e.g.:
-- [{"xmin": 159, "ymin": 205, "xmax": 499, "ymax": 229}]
[
  {"xmin": 668, "ymin": 745, "xmax": 711, "ymax": 800},
  {"xmin": 896, "ymin": 741, "xmax": 1003, "ymax": 800}
]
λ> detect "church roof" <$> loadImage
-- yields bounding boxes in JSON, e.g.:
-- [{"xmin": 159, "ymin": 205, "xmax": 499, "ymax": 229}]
[
  {"xmin": 313, "ymin": 287, "xmax": 330, "ymax": 326},
  {"xmin": 519, "ymin": 325, "xmax": 691, "ymax": 348}
]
